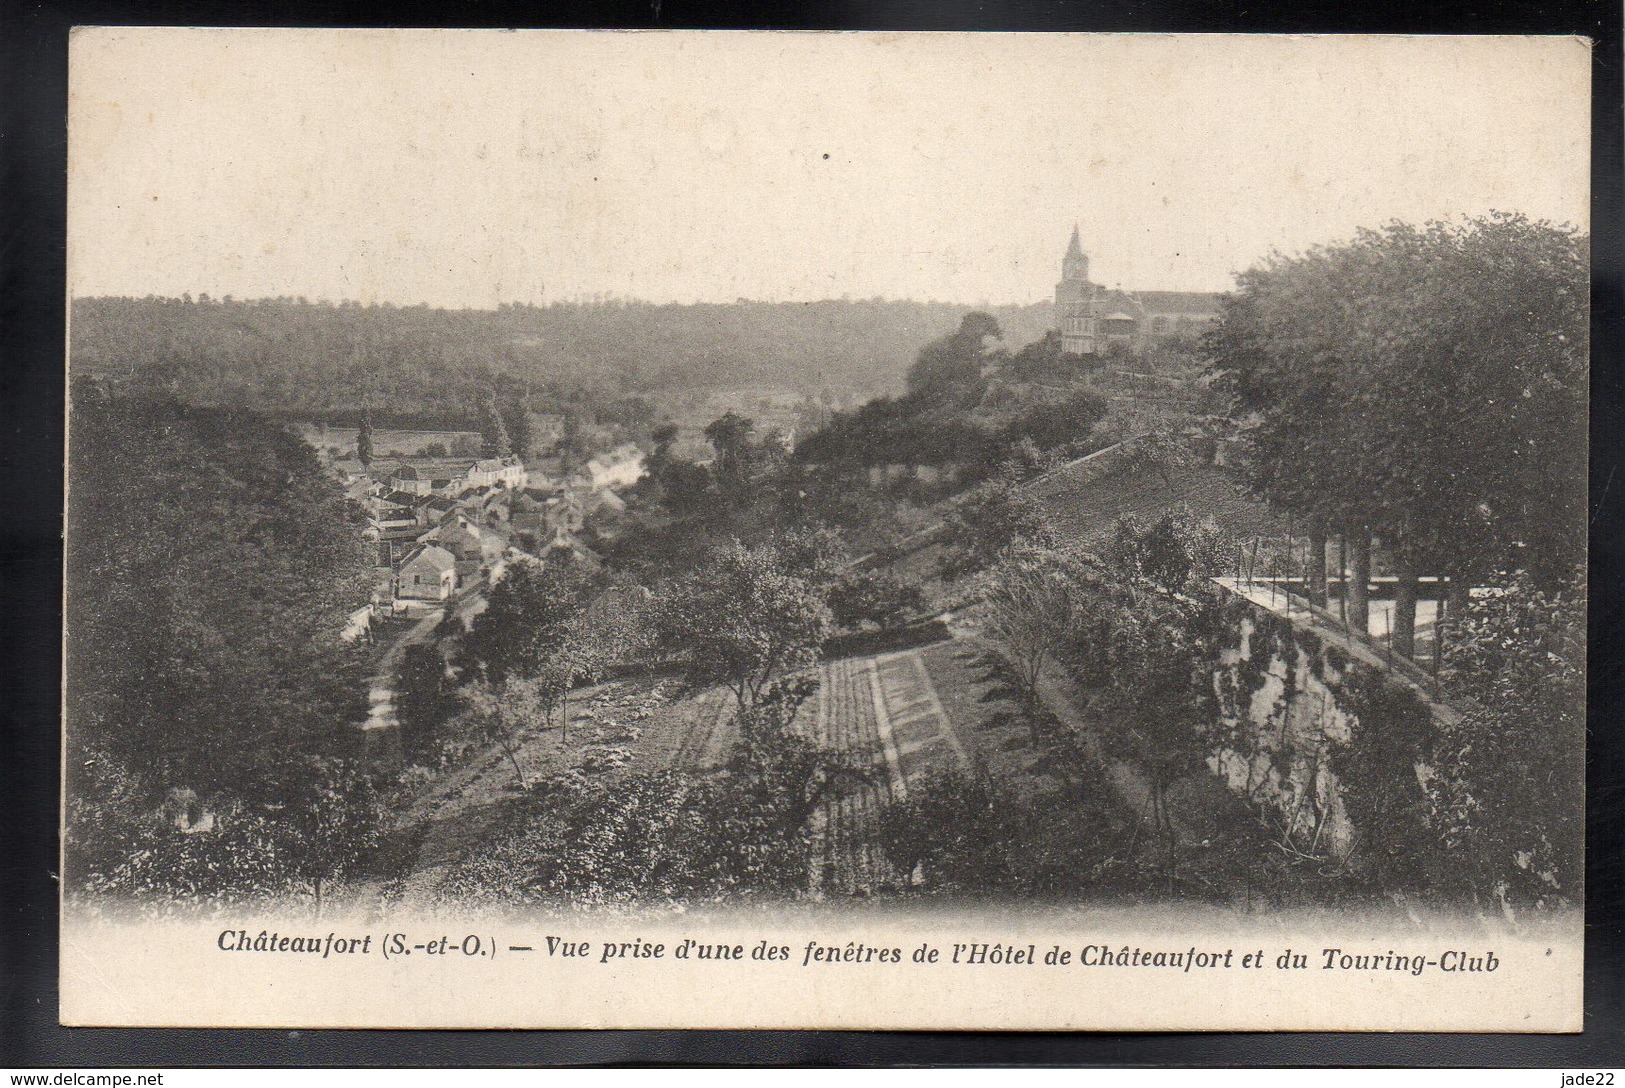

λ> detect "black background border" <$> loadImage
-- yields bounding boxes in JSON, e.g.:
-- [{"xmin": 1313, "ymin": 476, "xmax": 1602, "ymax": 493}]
[{"xmin": 4, "ymin": 0, "xmax": 1621, "ymax": 1068}]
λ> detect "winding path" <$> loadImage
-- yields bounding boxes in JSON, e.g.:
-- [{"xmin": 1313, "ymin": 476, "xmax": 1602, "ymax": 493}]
[{"xmin": 362, "ymin": 586, "xmax": 487, "ymax": 742}]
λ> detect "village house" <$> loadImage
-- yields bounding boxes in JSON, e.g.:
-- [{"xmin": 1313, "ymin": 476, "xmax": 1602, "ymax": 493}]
[
  {"xmin": 394, "ymin": 544, "xmax": 458, "ymax": 601},
  {"xmin": 462, "ymin": 487, "xmax": 518, "ymax": 533},
  {"xmin": 465, "ymin": 456, "xmax": 528, "ymax": 491},
  {"xmin": 417, "ymin": 494, "xmax": 460, "ymax": 525},
  {"xmin": 387, "ymin": 455, "xmax": 526, "ymax": 498},
  {"xmin": 370, "ymin": 490, "xmax": 422, "ymax": 534},
  {"xmin": 544, "ymin": 490, "xmax": 587, "ymax": 536},
  {"xmin": 388, "ymin": 463, "xmax": 456, "ymax": 497},
  {"xmin": 418, "ymin": 514, "xmax": 491, "ymax": 564}
]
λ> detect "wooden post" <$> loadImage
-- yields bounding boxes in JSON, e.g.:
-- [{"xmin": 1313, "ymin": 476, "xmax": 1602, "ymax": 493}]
[
  {"xmin": 1439, "ymin": 572, "xmax": 1471, "ymax": 667},
  {"xmin": 1392, "ymin": 552, "xmax": 1418, "ymax": 660},
  {"xmin": 1348, "ymin": 533, "xmax": 1371, "ymax": 635},
  {"xmin": 1307, "ymin": 517, "xmax": 1328, "ymax": 609},
  {"xmin": 1284, "ymin": 519, "xmax": 1294, "ymax": 614},
  {"xmin": 1433, "ymin": 576, "xmax": 1451, "ymax": 674},
  {"xmin": 1448, "ymin": 574, "xmax": 1471, "ymax": 620},
  {"xmin": 1337, "ymin": 533, "xmax": 1348, "ymax": 625}
]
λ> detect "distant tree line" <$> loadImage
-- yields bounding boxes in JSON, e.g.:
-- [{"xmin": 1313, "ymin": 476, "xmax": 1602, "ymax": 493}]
[{"xmin": 69, "ymin": 294, "xmax": 1055, "ymax": 425}]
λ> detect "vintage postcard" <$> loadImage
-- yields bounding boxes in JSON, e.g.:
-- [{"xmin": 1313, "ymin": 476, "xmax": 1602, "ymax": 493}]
[{"xmin": 62, "ymin": 29, "xmax": 1589, "ymax": 1030}]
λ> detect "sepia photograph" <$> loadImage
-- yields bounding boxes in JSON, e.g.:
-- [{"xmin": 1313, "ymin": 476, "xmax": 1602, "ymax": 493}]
[{"xmin": 59, "ymin": 28, "xmax": 1590, "ymax": 1031}]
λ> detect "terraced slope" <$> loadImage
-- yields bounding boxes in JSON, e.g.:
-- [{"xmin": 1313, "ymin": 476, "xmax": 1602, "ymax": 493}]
[{"xmin": 1028, "ymin": 460, "xmax": 1283, "ymax": 546}]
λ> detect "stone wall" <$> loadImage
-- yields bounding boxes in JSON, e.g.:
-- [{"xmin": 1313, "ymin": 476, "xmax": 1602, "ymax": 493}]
[{"xmin": 1206, "ymin": 584, "xmax": 1458, "ymax": 866}]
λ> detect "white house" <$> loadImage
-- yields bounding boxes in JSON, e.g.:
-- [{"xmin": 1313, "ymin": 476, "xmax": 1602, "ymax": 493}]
[
  {"xmin": 465, "ymin": 456, "xmax": 528, "ymax": 491},
  {"xmin": 584, "ymin": 444, "xmax": 646, "ymax": 491},
  {"xmin": 395, "ymin": 544, "xmax": 457, "ymax": 601}
]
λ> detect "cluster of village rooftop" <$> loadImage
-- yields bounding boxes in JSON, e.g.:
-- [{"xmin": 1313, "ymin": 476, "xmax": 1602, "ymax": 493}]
[{"xmin": 322, "ymin": 442, "xmax": 647, "ymax": 634}]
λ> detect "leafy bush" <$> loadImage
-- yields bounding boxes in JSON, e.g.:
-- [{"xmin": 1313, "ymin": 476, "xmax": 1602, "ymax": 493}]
[
  {"xmin": 1001, "ymin": 388, "xmax": 1108, "ymax": 453},
  {"xmin": 877, "ymin": 768, "xmax": 1134, "ymax": 897},
  {"xmin": 827, "ymin": 568, "xmax": 926, "ymax": 631},
  {"xmin": 1428, "ymin": 568, "xmax": 1586, "ymax": 910},
  {"xmin": 577, "ymin": 746, "xmax": 635, "ymax": 774},
  {"xmin": 397, "ymin": 643, "xmax": 454, "ymax": 763},
  {"xmin": 940, "ymin": 472, "xmax": 1057, "ymax": 579},
  {"xmin": 655, "ymin": 540, "xmax": 832, "ymax": 710},
  {"xmin": 67, "ymin": 752, "xmax": 380, "ymax": 915}
]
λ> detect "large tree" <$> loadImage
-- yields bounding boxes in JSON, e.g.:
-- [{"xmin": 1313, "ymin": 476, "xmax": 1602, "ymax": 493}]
[
  {"xmin": 66, "ymin": 384, "xmax": 375, "ymax": 804},
  {"xmin": 905, "ymin": 311, "xmax": 1002, "ymax": 408},
  {"xmin": 65, "ymin": 384, "xmax": 379, "ymax": 906},
  {"xmin": 355, "ymin": 409, "xmax": 374, "ymax": 467},
  {"xmin": 1002, "ymin": 387, "xmax": 1108, "ymax": 454},
  {"xmin": 1058, "ymin": 512, "xmax": 1231, "ymax": 890},
  {"xmin": 940, "ymin": 468, "xmax": 1058, "ymax": 579},
  {"xmin": 457, "ymin": 555, "xmax": 596, "ymax": 683},
  {"xmin": 977, "ymin": 541, "xmax": 1083, "ymax": 742},
  {"xmin": 1207, "ymin": 214, "xmax": 1587, "ymax": 653},
  {"xmin": 479, "ymin": 392, "xmax": 513, "ymax": 459},
  {"xmin": 500, "ymin": 396, "xmax": 534, "ymax": 459},
  {"xmin": 703, "ymin": 411, "xmax": 759, "ymax": 505},
  {"xmin": 656, "ymin": 539, "xmax": 833, "ymax": 711}
]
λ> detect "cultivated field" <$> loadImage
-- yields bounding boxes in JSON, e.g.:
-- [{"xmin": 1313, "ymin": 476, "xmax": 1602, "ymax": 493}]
[
  {"xmin": 371, "ymin": 635, "xmax": 1037, "ymax": 906},
  {"xmin": 294, "ymin": 424, "xmax": 483, "ymax": 457}
]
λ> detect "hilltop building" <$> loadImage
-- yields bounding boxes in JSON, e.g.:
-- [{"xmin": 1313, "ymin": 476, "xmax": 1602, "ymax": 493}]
[{"xmin": 1053, "ymin": 226, "xmax": 1223, "ymax": 355}]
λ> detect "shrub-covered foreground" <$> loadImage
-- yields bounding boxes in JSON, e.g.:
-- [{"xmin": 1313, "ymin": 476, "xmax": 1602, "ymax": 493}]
[
  {"xmin": 877, "ymin": 767, "xmax": 1137, "ymax": 898},
  {"xmin": 65, "ymin": 387, "xmax": 382, "ymax": 915}
]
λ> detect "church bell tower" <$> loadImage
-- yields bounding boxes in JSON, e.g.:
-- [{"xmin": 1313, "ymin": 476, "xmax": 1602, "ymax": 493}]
[{"xmin": 1055, "ymin": 225, "xmax": 1098, "ymax": 354}]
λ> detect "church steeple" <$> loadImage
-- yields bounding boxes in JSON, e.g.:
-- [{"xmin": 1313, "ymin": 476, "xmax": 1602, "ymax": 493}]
[{"xmin": 1062, "ymin": 224, "xmax": 1090, "ymax": 284}]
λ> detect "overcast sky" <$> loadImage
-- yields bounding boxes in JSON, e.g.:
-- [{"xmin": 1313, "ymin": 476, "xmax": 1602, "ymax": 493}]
[{"xmin": 69, "ymin": 30, "xmax": 1589, "ymax": 308}]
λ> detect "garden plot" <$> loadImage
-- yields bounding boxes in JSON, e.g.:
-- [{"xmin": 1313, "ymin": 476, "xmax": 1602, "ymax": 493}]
[
  {"xmin": 803, "ymin": 650, "xmax": 973, "ymax": 897},
  {"xmin": 379, "ymin": 644, "xmax": 998, "ymax": 906},
  {"xmin": 662, "ymin": 687, "xmax": 740, "ymax": 771},
  {"xmin": 376, "ymin": 678, "xmax": 692, "ymax": 905}
]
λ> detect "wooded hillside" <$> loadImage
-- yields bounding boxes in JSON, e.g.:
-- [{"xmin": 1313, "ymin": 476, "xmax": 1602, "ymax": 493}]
[{"xmin": 70, "ymin": 295, "xmax": 1056, "ymax": 424}]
